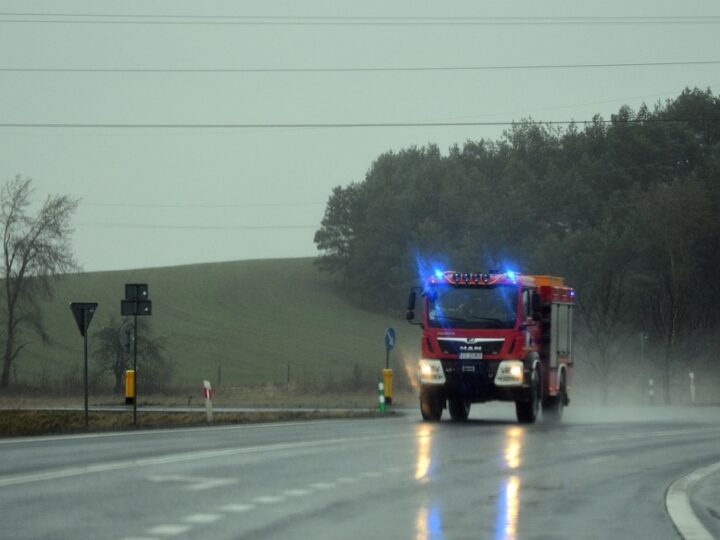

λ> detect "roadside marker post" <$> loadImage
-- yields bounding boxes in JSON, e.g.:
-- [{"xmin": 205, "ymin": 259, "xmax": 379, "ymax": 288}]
[
  {"xmin": 648, "ymin": 378, "xmax": 655, "ymax": 405},
  {"xmin": 689, "ymin": 372, "xmax": 696, "ymax": 405},
  {"xmin": 69, "ymin": 302, "xmax": 98, "ymax": 430},
  {"xmin": 383, "ymin": 327, "xmax": 395, "ymax": 405},
  {"xmin": 203, "ymin": 380, "xmax": 214, "ymax": 423},
  {"xmin": 378, "ymin": 380, "xmax": 385, "ymax": 413}
]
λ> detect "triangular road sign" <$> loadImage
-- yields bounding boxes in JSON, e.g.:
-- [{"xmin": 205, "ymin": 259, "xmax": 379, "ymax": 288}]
[{"xmin": 70, "ymin": 302, "xmax": 98, "ymax": 337}]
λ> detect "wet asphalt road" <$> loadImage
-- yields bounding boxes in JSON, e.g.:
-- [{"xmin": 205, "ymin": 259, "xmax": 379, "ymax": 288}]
[{"xmin": 1, "ymin": 404, "xmax": 719, "ymax": 540}]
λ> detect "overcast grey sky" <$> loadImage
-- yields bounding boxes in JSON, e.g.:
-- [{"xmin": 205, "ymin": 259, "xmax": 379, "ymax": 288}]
[{"xmin": 1, "ymin": 1, "xmax": 719, "ymax": 271}]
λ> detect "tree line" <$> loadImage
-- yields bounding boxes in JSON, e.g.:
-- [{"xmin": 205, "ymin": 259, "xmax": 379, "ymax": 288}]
[{"xmin": 314, "ymin": 87, "xmax": 720, "ymax": 403}]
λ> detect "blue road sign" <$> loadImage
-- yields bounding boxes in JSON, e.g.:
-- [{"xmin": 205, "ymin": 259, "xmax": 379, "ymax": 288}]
[{"xmin": 385, "ymin": 327, "xmax": 396, "ymax": 351}]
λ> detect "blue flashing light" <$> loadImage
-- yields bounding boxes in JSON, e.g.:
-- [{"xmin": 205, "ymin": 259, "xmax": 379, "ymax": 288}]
[
  {"xmin": 507, "ymin": 270, "xmax": 517, "ymax": 282},
  {"xmin": 434, "ymin": 269, "xmax": 445, "ymax": 280}
]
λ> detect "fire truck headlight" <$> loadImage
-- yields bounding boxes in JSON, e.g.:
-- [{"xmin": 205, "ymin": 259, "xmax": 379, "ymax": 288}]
[
  {"xmin": 418, "ymin": 359, "xmax": 445, "ymax": 384},
  {"xmin": 494, "ymin": 360, "xmax": 524, "ymax": 387}
]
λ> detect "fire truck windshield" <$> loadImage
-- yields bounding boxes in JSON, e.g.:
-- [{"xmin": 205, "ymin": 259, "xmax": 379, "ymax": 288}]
[{"xmin": 426, "ymin": 285, "xmax": 518, "ymax": 329}]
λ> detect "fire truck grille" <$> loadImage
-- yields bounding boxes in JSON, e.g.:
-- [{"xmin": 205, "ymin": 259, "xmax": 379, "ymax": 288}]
[{"xmin": 437, "ymin": 339, "xmax": 504, "ymax": 356}]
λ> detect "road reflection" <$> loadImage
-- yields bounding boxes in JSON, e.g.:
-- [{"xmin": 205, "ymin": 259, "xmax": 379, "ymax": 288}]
[
  {"xmin": 414, "ymin": 425, "xmax": 444, "ymax": 539},
  {"xmin": 415, "ymin": 425, "xmax": 434, "ymax": 482},
  {"xmin": 496, "ymin": 427, "xmax": 525, "ymax": 540},
  {"xmin": 415, "ymin": 501, "xmax": 444, "ymax": 540}
]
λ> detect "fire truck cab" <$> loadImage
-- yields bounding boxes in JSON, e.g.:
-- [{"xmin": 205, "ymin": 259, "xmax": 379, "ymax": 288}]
[{"xmin": 406, "ymin": 270, "xmax": 575, "ymax": 424}]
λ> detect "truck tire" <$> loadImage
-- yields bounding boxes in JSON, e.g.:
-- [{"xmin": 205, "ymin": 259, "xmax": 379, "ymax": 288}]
[
  {"xmin": 420, "ymin": 387, "xmax": 443, "ymax": 421},
  {"xmin": 515, "ymin": 367, "xmax": 540, "ymax": 424},
  {"xmin": 542, "ymin": 374, "xmax": 566, "ymax": 422},
  {"xmin": 448, "ymin": 398, "xmax": 471, "ymax": 421}
]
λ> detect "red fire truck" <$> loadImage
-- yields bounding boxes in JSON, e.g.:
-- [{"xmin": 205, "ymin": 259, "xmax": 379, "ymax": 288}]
[{"xmin": 406, "ymin": 270, "xmax": 575, "ymax": 423}]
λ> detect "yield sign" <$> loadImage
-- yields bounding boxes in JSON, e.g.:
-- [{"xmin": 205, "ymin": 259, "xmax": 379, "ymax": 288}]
[{"xmin": 69, "ymin": 302, "xmax": 98, "ymax": 337}]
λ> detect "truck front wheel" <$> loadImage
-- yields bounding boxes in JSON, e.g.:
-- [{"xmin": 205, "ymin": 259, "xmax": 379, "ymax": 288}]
[
  {"xmin": 448, "ymin": 398, "xmax": 471, "ymax": 421},
  {"xmin": 420, "ymin": 387, "xmax": 443, "ymax": 421},
  {"xmin": 515, "ymin": 367, "xmax": 540, "ymax": 424}
]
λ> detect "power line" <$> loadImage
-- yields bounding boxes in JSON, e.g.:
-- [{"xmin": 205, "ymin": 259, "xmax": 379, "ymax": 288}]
[
  {"xmin": 3, "ymin": 60, "xmax": 720, "ymax": 74},
  {"xmin": 82, "ymin": 201, "xmax": 325, "ymax": 209},
  {"xmin": 2, "ymin": 14, "xmax": 720, "ymax": 26},
  {"xmin": 78, "ymin": 221, "xmax": 316, "ymax": 231},
  {"xmin": 1, "ymin": 119, "xmax": 718, "ymax": 130}
]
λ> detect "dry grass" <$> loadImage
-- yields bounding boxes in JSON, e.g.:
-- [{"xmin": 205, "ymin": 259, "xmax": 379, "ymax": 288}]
[{"xmin": 0, "ymin": 408, "xmax": 395, "ymax": 438}]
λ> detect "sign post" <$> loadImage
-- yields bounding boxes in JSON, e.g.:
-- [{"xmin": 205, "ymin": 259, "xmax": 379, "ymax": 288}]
[
  {"xmin": 69, "ymin": 302, "xmax": 98, "ymax": 429},
  {"xmin": 121, "ymin": 284, "xmax": 152, "ymax": 427},
  {"xmin": 383, "ymin": 327, "xmax": 396, "ymax": 405}
]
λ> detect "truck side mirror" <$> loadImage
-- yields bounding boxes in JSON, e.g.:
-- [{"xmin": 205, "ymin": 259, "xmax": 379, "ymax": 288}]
[
  {"xmin": 531, "ymin": 292, "xmax": 541, "ymax": 321},
  {"xmin": 406, "ymin": 291, "xmax": 417, "ymax": 321}
]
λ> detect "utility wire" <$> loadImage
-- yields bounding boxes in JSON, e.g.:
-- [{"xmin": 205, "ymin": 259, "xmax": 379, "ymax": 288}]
[
  {"xmin": 2, "ymin": 14, "xmax": 720, "ymax": 26},
  {"xmin": 1, "ymin": 119, "xmax": 718, "ymax": 129},
  {"xmin": 82, "ymin": 201, "xmax": 325, "ymax": 209},
  {"xmin": 3, "ymin": 60, "xmax": 719, "ymax": 74},
  {"xmin": 78, "ymin": 221, "xmax": 316, "ymax": 230}
]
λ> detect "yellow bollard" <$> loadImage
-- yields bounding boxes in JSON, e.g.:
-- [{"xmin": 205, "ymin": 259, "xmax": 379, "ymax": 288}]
[
  {"xmin": 125, "ymin": 370, "xmax": 135, "ymax": 404},
  {"xmin": 382, "ymin": 368, "xmax": 393, "ymax": 405}
]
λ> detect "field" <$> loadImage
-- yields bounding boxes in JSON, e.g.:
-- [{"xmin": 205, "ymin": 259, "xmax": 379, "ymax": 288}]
[{"xmin": 13, "ymin": 258, "xmax": 421, "ymax": 397}]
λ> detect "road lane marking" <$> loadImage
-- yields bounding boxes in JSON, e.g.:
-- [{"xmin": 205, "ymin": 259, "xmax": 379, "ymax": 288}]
[
  {"xmin": 666, "ymin": 460, "xmax": 720, "ymax": 540},
  {"xmin": 0, "ymin": 419, "xmax": 361, "ymax": 446},
  {"xmin": 310, "ymin": 482, "xmax": 336, "ymax": 490},
  {"xmin": 220, "ymin": 503, "xmax": 254, "ymax": 513},
  {"xmin": 253, "ymin": 495, "xmax": 285, "ymax": 504},
  {"xmin": 183, "ymin": 513, "xmax": 222, "ymax": 524},
  {"xmin": 336, "ymin": 477, "xmax": 358, "ymax": 484},
  {"xmin": 0, "ymin": 434, "xmax": 406, "ymax": 487},
  {"xmin": 146, "ymin": 525, "xmax": 191, "ymax": 536},
  {"xmin": 147, "ymin": 474, "xmax": 237, "ymax": 491},
  {"xmin": 283, "ymin": 488, "xmax": 311, "ymax": 496},
  {"xmin": 361, "ymin": 471, "xmax": 382, "ymax": 478}
]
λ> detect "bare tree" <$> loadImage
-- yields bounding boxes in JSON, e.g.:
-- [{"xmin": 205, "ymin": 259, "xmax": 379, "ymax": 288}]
[
  {"xmin": 93, "ymin": 317, "xmax": 171, "ymax": 394},
  {"xmin": 0, "ymin": 176, "xmax": 78, "ymax": 388}
]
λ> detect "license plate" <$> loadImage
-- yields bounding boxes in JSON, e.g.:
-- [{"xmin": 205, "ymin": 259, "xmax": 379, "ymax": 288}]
[{"xmin": 459, "ymin": 352, "xmax": 483, "ymax": 360}]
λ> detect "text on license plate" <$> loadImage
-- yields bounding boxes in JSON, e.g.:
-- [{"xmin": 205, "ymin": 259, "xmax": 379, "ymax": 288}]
[{"xmin": 459, "ymin": 352, "xmax": 483, "ymax": 360}]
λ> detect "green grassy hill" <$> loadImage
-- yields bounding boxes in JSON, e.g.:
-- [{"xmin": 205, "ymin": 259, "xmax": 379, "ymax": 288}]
[{"xmin": 17, "ymin": 258, "xmax": 420, "ymax": 391}]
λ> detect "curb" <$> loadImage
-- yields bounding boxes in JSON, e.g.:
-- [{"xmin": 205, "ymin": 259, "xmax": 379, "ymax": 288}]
[{"xmin": 666, "ymin": 461, "xmax": 720, "ymax": 540}]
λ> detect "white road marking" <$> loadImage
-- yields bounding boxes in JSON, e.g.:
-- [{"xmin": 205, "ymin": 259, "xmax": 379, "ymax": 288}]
[
  {"xmin": 0, "ymin": 434, "xmax": 406, "ymax": 487},
  {"xmin": 361, "ymin": 471, "xmax": 382, "ymax": 478},
  {"xmin": 0, "ymin": 419, "xmax": 353, "ymax": 446},
  {"xmin": 283, "ymin": 488, "xmax": 311, "ymax": 496},
  {"xmin": 336, "ymin": 477, "xmax": 358, "ymax": 484},
  {"xmin": 666, "ymin": 460, "xmax": 720, "ymax": 540},
  {"xmin": 147, "ymin": 474, "xmax": 237, "ymax": 491},
  {"xmin": 220, "ymin": 503, "xmax": 254, "ymax": 513},
  {"xmin": 253, "ymin": 495, "xmax": 285, "ymax": 504},
  {"xmin": 183, "ymin": 513, "xmax": 222, "ymax": 524},
  {"xmin": 310, "ymin": 482, "xmax": 336, "ymax": 490},
  {"xmin": 146, "ymin": 525, "xmax": 191, "ymax": 536}
]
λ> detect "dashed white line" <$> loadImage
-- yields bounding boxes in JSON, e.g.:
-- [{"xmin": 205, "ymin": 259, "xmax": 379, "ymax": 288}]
[
  {"xmin": 310, "ymin": 482, "xmax": 336, "ymax": 490},
  {"xmin": 183, "ymin": 513, "xmax": 222, "ymax": 524},
  {"xmin": 336, "ymin": 477, "xmax": 358, "ymax": 484},
  {"xmin": 146, "ymin": 525, "xmax": 191, "ymax": 536},
  {"xmin": 283, "ymin": 488, "xmax": 312, "ymax": 496},
  {"xmin": 361, "ymin": 471, "xmax": 382, "ymax": 478},
  {"xmin": 220, "ymin": 503, "xmax": 254, "ymax": 513},
  {"xmin": 253, "ymin": 495, "xmax": 285, "ymax": 504}
]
